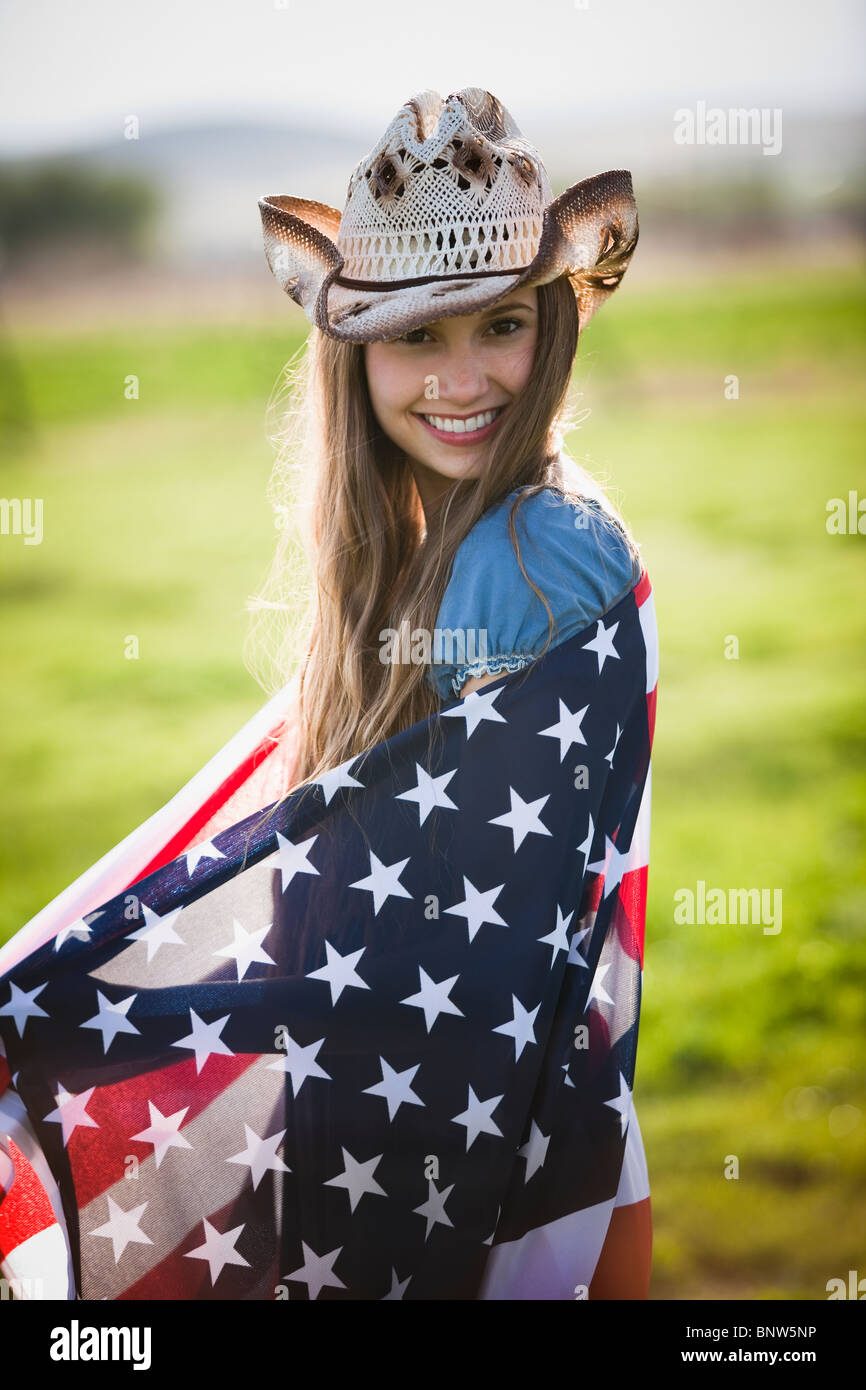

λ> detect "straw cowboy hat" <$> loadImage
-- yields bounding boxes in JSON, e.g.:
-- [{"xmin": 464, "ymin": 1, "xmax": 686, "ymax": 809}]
[{"xmin": 258, "ymin": 86, "xmax": 639, "ymax": 343}]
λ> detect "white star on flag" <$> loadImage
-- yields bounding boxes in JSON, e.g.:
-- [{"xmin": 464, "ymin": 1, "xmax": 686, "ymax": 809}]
[
  {"xmin": 582, "ymin": 618, "xmax": 620, "ymax": 673},
  {"xmin": 306, "ymin": 940, "xmax": 370, "ymax": 1005},
  {"xmin": 586, "ymin": 961, "xmax": 615, "ymax": 1009},
  {"xmin": 266, "ymin": 1032, "xmax": 332, "ymax": 1097},
  {"xmin": 400, "ymin": 967, "xmax": 464, "ymax": 1032},
  {"xmin": 0, "ymin": 980, "xmax": 48, "ymax": 1037},
  {"xmin": 283, "ymin": 1241, "xmax": 346, "ymax": 1300},
  {"xmin": 489, "ymin": 787, "xmax": 552, "ymax": 851},
  {"xmin": 55, "ymin": 911, "xmax": 102, "ymax": 950},
  {"xmin": 588, "ymin": 834, "xmax": 632, "ymax": 900},
  {"xmin": 538, "ymin": 905, "xmax": 574, "ymax": 964},
  {"xmin": 273, "ymin": 831, "xmax": 320, "ymax": 891},
  {"xmin": 44, "ymin": 1083, "xmax": 99, "ymax": 1146},
  {"xmin": 604, "ymin": 1071, "xmax": 635, "ymax": 1137},
  {"xmin": 130, "ymin": 1101, "xmax": 192, "ymax": 1167},
  {"xmin": 452, "ymin": 1085, "xmax": 504, "ymax": 1151},
  {"xmin": 519, "ymin": 1119, "xmax": 551, "ymax": 1182},
  {"xmin": 493, "ymin": 994, "xmax": 541, "ymax": 1060},
  {"xmin": 184, "ymin": 1218, "xmax": 250, "ymax": 1286},
  {"xmin": 184, "ymin": 839, "xmax": 226, "ymax": 874},
  {"xmin": 483, "ymin": 1203, "xmax": 503, "ymax": 1246},
  {"xmin": 213, "ymin": 918, "xmax": 276, "ymax": 981},
  {"xmin": 349, "ymin": 850, "xmax": 412, "ymax": 915},
  {"xmin": 90, "ymin": 1195, "xmax": 153, "ymax": 1263},
  {"xmin": 444, "ymin": 875, "xmax": 508, "ymax": 943},
  {"xmin": 538, "ymin": 700, "xmax": 589, "ymax": 760},
  {"xmin": 413, "ymin": 1179, "xmax": 454, "ymax": 1240},
  {"xmin": 576, "ymin": 813, "xmax": 595, "ymax": 865},
  {"xmin": 568, "ymin": 924, "xmax": 593, "ymax": 969},
  {"xmin": 227, "ymin": 1124, "xmax": 290, "ymax": 1190},
  {"xmin": 128, "ymin": 903, "xmax": 185, "ymax": 963},
  {"xmin": 395, "ymin": 762, "xmax": 458, "ymax": 824},
  {"xmin": 171, "ymin": 1009, "xmax": 234, "ymax": 1074},
  {"xmin": 441, "ymin": 685, "xmax": 507, "ymax": 738},
  {"xmin": 605, "ymin": 722, "xmax": 623, "ymax": 767},
  {"xmin": 362, "ymin": 1057, "xmax": 425, "ymax": 1120},
  {"xmin": 80, "ymin": 989, "xmax": 140, "ymax": 1053},
  {"xmin": 382, "ymin": 1267, "xmax": 411, "ymax": 1299},
  {"xmin": 314, "ymin": 756, "xmax": 365, "ymax": 805},
  {"xmin": 324, "ymin": 1147, "xmax": 387, "ymax": 1212}
]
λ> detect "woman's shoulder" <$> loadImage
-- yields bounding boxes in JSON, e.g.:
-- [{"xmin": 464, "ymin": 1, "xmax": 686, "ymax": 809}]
[
  {"xmin": 429, "ymin": 482, "xmax": 643, "ymax": 699},
  {"xmin": 451, "ymin": 482, "xmax": 641, "ymax": 595}
]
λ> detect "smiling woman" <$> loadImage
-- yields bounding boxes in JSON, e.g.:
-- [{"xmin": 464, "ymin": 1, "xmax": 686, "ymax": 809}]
[
  {"xmin": 245, "ymin": 87, "xmax": 654, "ymax": 1301},
  {"xmin": 0, "ymin": 86, "xmax": 655, "ymax": 1303}
]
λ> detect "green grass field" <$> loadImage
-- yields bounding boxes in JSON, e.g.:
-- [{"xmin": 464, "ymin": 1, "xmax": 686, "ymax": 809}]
[{"xmin": 1, "ymin": 260, "xmax": 864, "ymax": 1298}]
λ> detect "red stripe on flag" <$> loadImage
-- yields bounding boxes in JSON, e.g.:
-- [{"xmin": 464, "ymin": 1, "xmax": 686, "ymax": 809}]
[
  {"xmin": 646, "ymin": 686, "xmax": 657, "ymax": 746},
  {"xmin": 65, "ymin": 1053, "xmax": 260, "ymax": 1210},
  {"xmin": 634, "ymin": 570, "xmax": 652, "ymax": 608},
  {"xmin": 584, "ymin": 873, "xmax": 604, "ymax": 916},
  {"xmin": 0, "ymin": 1136, "xmax": 57, "ymax": 1258},
  {"xmin": 616, "ymin": 865, "xmax": 648, "ymax": 968}
]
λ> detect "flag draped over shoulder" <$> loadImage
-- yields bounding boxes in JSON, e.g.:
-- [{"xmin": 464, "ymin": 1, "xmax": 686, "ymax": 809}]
[{"xmin": 0, "ymin": 573, "xmax": 658, "ymax": 1301}]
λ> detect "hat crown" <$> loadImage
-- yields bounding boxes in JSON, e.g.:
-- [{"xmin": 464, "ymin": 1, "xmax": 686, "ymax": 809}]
[{"xmin": 336, "ymin": 88, "xmax": 554, "ymax": 283}]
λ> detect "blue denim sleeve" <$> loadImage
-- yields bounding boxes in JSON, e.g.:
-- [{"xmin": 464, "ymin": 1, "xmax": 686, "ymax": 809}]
[{"xmin": 427, "ymin": 487, "xmax": 642, "ymax": 700}]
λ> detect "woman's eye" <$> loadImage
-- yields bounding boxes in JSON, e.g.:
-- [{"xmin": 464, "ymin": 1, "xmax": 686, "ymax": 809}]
[
  {"xmin": 394, "ymin": 317, "xmax": 523, "ymax": 345},
  {"xmin": 487, "ymin": 317, "xmax": 523, "ymax": 335}
]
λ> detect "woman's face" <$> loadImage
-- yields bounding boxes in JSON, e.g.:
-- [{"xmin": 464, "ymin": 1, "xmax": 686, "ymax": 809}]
[{"xmin": 364, "ymin": 286, "xmax": 538, "ymax": 509}]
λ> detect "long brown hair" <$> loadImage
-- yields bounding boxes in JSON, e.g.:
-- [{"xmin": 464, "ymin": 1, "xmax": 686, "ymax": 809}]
[{"xmin": 242, "ymin": 276, "xmax": 641, "ymax": 844}]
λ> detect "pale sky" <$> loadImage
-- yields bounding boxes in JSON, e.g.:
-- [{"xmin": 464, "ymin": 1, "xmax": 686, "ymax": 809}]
[{"xmin": 1, "ymin": 0, "xmax": 863, "ymax": 154}]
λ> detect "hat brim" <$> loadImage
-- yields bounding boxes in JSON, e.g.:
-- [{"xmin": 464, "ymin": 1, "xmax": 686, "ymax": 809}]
[
  {"xmin": 321, "ymin": 270, "xmax": 529, "ymax": 343},
  {"xmin": 258, "ymin": 169, "xmax": 638, "ymax": 343}
]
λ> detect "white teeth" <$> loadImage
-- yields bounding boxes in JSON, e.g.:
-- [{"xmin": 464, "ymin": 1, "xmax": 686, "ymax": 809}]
[{"xmin": 422, "ymin": 407, "xmax": 502, "ymax": 433}]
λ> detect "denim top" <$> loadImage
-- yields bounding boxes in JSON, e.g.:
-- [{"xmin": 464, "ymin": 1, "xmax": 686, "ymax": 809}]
[{"xmin": 427, "ymin": 485, "xmax": 642, "ymax": 700}]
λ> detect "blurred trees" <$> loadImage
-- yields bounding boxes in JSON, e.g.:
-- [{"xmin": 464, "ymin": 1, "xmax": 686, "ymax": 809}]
[{"xmin": 0, "ymin": 159, "xmax": 160, "ymax": 268}]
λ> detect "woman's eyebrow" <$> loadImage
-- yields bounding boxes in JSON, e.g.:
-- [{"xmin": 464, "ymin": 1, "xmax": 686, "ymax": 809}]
[{"xmin": 482, "ymin": 300, "xmax": 537, "ymax": 316}]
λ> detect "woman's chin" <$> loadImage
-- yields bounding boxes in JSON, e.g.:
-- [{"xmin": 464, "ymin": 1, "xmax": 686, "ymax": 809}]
[{"xmin": 421, "ymin": 449, "xmax": 485, "ymax": 483}]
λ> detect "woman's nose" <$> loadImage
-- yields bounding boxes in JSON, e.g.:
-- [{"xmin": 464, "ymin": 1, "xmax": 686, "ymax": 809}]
[{"xmin": 435, "ymin": 354, "xmax": 489, "ymax": 404}]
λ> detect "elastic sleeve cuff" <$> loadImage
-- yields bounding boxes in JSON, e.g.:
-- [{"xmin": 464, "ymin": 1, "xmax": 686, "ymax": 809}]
[{"xmin": 451, "ymin": 653, "xmax": 533, "ymax": 698}]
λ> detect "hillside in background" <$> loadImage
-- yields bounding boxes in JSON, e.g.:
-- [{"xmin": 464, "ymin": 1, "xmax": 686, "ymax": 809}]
[{"xmin": 0, "ymin": 106, "xmax": 862, "ymax": 279}]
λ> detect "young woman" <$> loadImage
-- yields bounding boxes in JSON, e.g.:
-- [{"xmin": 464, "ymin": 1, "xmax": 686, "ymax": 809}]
[
  {"xmin": 246, "ymin": 87, "xmax": 653, "ymax": 1297},
  {"xmin": 0, "ymin": 86, "xmax": 654, "ymax": 1301}
]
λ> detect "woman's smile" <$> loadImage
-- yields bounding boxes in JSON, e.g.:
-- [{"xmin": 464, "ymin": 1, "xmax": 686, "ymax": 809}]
[{"xmin": 412, "ymin": 404, "xmax": 507, "ymax": 446}]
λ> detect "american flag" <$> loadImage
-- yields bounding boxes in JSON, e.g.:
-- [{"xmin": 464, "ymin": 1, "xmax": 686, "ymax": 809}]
[{"xmin": 0, "ymin": 572, "xmax": 658, "ymax": 1300}]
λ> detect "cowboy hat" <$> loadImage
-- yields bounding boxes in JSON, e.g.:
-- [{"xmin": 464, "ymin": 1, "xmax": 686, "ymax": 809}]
[{"xmin": 258, "ymin": 87, "xmax": 638, "ymax": 343}]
